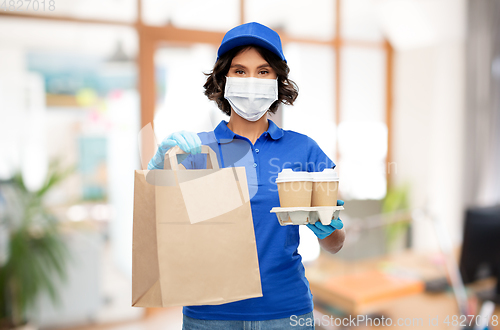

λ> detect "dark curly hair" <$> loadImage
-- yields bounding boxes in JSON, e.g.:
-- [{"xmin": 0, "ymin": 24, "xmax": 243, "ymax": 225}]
[{"xmin": 204, "ymin": 45, "xmax": 299, "ymax": 116}]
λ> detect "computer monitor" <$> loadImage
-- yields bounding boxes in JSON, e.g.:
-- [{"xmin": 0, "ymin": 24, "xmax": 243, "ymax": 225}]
[{"xmin": 459, "ymin": 205, "xmax": 500, "ymax": 303}]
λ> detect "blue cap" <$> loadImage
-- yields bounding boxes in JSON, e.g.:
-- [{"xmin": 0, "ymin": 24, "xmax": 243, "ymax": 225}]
[{"xmin": 217, "ymin": 22, "xmax": 286, "ymax": 62}]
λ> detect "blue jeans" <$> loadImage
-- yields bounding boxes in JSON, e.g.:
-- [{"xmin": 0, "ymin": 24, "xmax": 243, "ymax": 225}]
[{"xmin": 182, "ymin": 312, "xmax": 315, "ymax": 330}]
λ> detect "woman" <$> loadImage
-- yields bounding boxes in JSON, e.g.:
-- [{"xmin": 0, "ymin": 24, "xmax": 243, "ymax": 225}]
[{"xmin": 148, "ymin": 22, "xmax": 345, "ymax": 329}]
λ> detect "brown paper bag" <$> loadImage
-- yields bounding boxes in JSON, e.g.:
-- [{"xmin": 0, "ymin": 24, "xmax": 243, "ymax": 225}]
[{"xmin": 132, "ymin": 145, "xmax": 262, "ymax": 307}]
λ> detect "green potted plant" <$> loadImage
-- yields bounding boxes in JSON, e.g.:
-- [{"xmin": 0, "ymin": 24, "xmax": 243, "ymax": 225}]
[
  {"xmin": 0, "ymin": 161, "xmax": 73, "ymax": 329},
  {"xmin": 382, "ymin": 183, "xmax": 412, "ymax": 253}
]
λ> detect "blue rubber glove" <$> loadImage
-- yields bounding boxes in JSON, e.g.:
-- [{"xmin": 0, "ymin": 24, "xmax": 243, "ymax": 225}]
[
  {"xmin": 147, "ymin": 131, "xmax": 202, "ymax": 170},
  {"xmin": 307, "ymin": 200, "xmax": 344, "ymax": 239}
]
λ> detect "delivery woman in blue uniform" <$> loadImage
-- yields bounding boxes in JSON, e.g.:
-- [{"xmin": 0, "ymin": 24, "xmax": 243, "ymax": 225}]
[{"xmin": 148, "ymin": 22, "xmax": 345, "ymax": 329}]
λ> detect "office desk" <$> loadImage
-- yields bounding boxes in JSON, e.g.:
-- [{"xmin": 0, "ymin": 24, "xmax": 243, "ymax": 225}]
[
  {"xmin": 306, "ymin": 251, "xmax": 500, "ymax": 329},
  {"xmin": 306, "ymin": 250, "xmax": 444, "ymax": 315}
]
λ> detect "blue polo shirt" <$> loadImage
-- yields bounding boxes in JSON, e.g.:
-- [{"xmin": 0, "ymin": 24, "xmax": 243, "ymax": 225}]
[{"xmin": 181, "ymin": 119, "xmax": 335, "ymax": 321}]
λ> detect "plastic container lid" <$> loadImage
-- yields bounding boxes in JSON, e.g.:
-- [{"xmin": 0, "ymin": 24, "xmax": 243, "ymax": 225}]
[
  {"xmin": 310, "ymin": 168, "xmax": 339, "ymax": 182},
  {"xmin": 275, "ymin": 169, "xmax": 312, "ymax": 183}
]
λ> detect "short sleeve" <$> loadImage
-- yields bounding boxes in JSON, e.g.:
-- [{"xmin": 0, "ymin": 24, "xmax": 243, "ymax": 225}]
[{"xmin": 306, "ymin": 137, "xmax": 336, "ymax": 172}]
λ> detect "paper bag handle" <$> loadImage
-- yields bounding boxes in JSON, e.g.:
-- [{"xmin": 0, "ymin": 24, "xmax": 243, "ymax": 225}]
[{"xmin": 164, "ymin": 145, "xmax": 220, "ymax": 170}]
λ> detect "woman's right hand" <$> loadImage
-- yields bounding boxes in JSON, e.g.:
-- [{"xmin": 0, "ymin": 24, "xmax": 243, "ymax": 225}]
[{"xmin": 147, "ymin": 131, "xmax": 202, "ymax": 170}]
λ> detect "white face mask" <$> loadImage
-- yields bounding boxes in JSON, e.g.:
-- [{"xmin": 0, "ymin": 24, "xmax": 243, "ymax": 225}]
[{"xmin": 224, "ymin": 77, "xmax": 278, "ymax": 122}]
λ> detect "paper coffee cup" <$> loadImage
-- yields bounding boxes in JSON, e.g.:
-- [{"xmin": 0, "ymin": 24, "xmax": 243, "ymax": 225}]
[
  {"xmin": 275, "ymin": 169, "xmax": 312, "ymax": 207},
  {"xmin": 311, "ymin": 169, "xmax": 339, "ymax": 207}
]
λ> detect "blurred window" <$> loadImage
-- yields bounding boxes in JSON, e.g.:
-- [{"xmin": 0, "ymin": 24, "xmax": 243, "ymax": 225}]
[
  {"xmin": 341, "ymin": 47, "xmax": 385, "ymax": 122},
  {"xmin": 9, "ymin": 0, "xmax": 138, "ymax": 22},
  {"xmin": 339, "ymin": 47, "xmax": 387, "ymax": 199},
  {"xmin": 342, "ymin": 0, "xmax": 384, "ymax": 41},
  {"xmin": 141, "ymin": 0, "xmax": 240, "ymax": 30},
  {"xmin": 153, "ymin": 44, "xmax": 223, "ymax": 139},
  {"xmin": 245, "ymin": 0, "xmax": 335, "ymax": 41},
  {"xmin": 282, "ymin": 43, "xmax": 336, "ymax": 162},
  {"xmin": 0, "ymin": 0, "xmax": 390, "ymax": 201}
]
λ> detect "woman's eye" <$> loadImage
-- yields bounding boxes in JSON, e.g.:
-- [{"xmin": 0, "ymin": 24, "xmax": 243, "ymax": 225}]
[
  {"xmin": 259, "ymin": 70, "xmax": 269, "ymax": 75},
  {"xmin": 235, "ymin": 70, "xmax": 245, "ymax": 74}
]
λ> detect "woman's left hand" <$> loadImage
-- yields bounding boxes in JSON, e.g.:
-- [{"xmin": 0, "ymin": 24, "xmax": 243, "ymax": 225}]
[{"xmin": 306, "ymin": 200, "xmax": 344, "ymax": 239}]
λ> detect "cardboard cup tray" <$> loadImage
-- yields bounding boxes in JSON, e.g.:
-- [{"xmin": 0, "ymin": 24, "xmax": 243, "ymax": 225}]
[{"xmin": 270, "ymin": 206, "xmax": 344, "ymax": 226}]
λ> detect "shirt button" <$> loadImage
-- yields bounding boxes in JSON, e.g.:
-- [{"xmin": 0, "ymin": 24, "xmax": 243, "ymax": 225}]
[
  {"xmin": 253, "ymin": 163, "xmax": 257, "ymax": 168},
  {"xmin": 255, "ymin": 149, "xmax": 260, "ymax": 153}
]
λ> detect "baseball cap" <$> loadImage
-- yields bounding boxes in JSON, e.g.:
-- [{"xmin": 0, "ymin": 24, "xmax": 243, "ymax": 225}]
[{"xmin": 217, "ymin": 22, "xmax": 286, "ymax": 62}]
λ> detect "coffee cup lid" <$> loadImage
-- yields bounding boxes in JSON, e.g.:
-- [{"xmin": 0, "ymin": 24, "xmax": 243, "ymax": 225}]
[
  {"xmin": 310, "ymin": 168, "xmax": 339, "ymax": 182},
  {"xmin": 275, "ymin": 169, "xmax": 312, "ymax": 183}
]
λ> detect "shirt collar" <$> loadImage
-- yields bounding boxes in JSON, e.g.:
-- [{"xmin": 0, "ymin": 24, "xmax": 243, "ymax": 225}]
[{"xmin": 214, "ymin": 119, "xmax": 284, "ymax": 144}]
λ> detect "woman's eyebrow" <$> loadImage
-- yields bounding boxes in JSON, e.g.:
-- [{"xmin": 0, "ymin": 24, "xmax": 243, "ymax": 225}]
[{"xmin": 230, "ymin": 63, "xmax": 271, "ymax": 69}]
